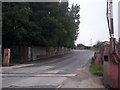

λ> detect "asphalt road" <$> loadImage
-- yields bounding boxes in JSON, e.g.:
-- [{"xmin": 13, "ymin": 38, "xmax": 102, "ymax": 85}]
[{"xmin": 2, "ymin": 50, "xmax": 103, "ymax": 89}]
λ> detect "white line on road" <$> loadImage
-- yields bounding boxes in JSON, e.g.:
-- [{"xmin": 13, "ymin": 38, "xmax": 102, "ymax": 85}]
[{"xmin": 2, "ymin": 73, "xmax": 76, "ymax": 77}]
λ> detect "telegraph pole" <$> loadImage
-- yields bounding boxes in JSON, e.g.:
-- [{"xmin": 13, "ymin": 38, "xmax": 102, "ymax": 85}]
[{"xmin": 90, "ymin": 38, "xmax": 92, "ymax": 46}]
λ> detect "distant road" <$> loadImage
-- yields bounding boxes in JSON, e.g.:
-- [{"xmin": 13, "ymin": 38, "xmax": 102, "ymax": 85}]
[{"xmin": 2, "ymin": 50, "xmax": 95, "ymax": 88}]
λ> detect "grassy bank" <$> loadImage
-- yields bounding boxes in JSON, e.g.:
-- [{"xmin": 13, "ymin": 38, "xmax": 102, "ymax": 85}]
[
  {"xmin": 90, "ymin": 57, "xmax": 103, "ymax": 76},
  {"xmin": 90, "ymin": 49, "xmax": 99, "ymax": 53}
]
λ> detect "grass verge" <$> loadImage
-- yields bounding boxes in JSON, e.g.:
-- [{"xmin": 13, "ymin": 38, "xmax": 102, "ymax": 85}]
[
  {"xmin": 90, "ymin": 49, "xmax": 100, "ymax": 53},
  {"xmin": 90, "ymin": 57, "xmax": 103, "ymax": 76}
]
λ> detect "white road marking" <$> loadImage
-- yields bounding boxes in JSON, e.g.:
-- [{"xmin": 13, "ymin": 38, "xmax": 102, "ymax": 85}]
[
  {"xmin": 6, "ymin": 77, "xmax": 67, "ymax": 88},
  {"xmin": 2, "ymin": 73, "xmax": 76, "ymax": 77},
  {"xmin": 43, "ymin": 70, "xmax": 60, "ymax": 73}
]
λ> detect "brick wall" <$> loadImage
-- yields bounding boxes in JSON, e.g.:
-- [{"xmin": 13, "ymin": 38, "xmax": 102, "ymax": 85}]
[{"xmin": 7, "ymin": 46, "xmax": 71, "ymax": 63}]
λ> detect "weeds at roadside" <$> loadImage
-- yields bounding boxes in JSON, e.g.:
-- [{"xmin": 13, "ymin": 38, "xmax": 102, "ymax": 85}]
[{"xmin": 90, "ymin": 57, "xmax": 103, "ymax": 76}]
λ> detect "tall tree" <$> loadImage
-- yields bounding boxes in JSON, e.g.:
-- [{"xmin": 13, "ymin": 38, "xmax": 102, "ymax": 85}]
[
  {"xmin": 2, "ymin": 2, "xmax": 80, "ymax": 48},
  {"xmin": 2, "ymin": 2, "xmax": 31, "ymax": 47}
]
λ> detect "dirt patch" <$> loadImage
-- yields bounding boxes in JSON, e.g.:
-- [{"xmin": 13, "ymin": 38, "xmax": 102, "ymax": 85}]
[
  {"xmin": 61, "ymin": 65, "xmax": 106, "ymax": 88},
  {"xmin": 77, "ymin": 65, "xmax": 105, "ymax": 88}
]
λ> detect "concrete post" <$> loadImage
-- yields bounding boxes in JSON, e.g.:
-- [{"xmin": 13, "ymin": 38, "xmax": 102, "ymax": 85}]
[{"xmin": 3, "ymin": 48, "xmax": 10, "ymax": 66}]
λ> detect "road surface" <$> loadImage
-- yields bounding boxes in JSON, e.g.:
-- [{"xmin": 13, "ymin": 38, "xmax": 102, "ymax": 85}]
[{"xmin": 2, "ymin": 50, "xmax": 105, "ymax": 89}]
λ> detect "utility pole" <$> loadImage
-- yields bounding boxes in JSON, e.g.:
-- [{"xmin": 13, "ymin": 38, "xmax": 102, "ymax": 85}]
[
  {"xmin": 83, "ymin": 41, "xmax": 85, "ymax": 45},
  {"xmin": 90, "ymin": 38, "xmax": 92, "ymax": 46}
]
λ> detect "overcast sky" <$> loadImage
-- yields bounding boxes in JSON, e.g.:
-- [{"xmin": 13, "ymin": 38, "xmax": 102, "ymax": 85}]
[{"xmin": 69, "ymin": 0, "xmax": 120, "ymax": 46}]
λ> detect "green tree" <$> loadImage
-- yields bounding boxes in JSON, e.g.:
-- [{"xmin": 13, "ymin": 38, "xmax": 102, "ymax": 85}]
[
  {"xmin": 77, "ymin": 43, "xmax": 85, "ymax": 48},
  {"xmin": 2, "ymin": 2, "xmax": 80, "ymax": 48},
  {"xmin": 2, "ymin": 2, "xmax": 31, "ymax": 47},
  {"xmin": 93, "ymin": 41, "xmax": 104, "ymax": 49}
]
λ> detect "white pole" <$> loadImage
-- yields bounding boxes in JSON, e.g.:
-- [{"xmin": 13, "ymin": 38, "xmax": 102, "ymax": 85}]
[
  {"xmin": 107, "ymin": 0, "xmax": 114, "ymax": 38},
  {"xmin": 118, "ymin": 1, "xmax": 120, "ymax": 42}
]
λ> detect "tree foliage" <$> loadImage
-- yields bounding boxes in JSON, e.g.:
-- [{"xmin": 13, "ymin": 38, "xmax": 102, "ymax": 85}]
[
  {"xmin": 93, "ymin": 41, "xmax": 104, "ymax": 49},
  {"xmin": 2, "ymin": 2, "xmax": 80, "ymax": 48},
  {"xmin": 77, "ymin": 43, "xmax": 85, "ymax": 48}
]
